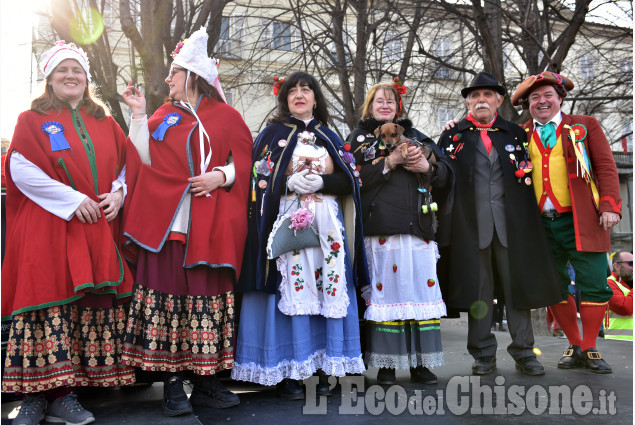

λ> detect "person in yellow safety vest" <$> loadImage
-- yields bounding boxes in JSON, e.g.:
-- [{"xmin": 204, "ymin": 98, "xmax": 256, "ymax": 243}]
[{"xmin": 606, "ymin": 252, "xmax": 633, "ymax": 341}]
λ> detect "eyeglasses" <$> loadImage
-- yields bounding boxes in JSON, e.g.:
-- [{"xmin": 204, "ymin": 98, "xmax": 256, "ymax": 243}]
[
  {"xmin": 616, "ymin": 261, "xmax": 633, "ymax": 266},
  {"xmin": 167, "ymin": 66, "xmax": 187, "ymax": 79},
  {"xmin": 374, "ymin": 99, "xmax": 396, "ymax": 107}
]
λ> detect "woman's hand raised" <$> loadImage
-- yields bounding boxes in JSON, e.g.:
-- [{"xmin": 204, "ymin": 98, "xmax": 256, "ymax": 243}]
[{"xmin": 122, "ymin": 81, "xmax": 147, "ymax": 116}]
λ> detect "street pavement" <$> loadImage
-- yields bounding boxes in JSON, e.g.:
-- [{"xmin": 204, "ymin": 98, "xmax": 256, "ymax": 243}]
[{"xmin": 2, "ymin": 317, "xmax": 632, "ymax": 424}]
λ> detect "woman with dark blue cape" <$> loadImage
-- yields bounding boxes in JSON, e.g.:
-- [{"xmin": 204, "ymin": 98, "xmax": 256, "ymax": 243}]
[{"xmin": 232, "ymin": 72, "xmax": 369, "ymax": 399}]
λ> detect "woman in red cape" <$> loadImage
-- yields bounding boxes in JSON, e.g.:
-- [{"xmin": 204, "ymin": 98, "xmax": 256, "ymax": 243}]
[
  {"xmin": 121, "ymin": 27, "xmax": 252, "ymax": 417},
  {"xmin": 2, "ymin": 41, "xmax": 134, "ymax": 425}
]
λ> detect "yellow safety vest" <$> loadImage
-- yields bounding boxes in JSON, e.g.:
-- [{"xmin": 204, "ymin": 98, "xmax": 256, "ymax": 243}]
[{"xmin": 605, "ymin": 276, "xmax": 633, "ymax": 341}]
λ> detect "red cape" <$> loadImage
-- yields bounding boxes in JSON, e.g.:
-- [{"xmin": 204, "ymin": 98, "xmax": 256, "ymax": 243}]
[
  {"xmin": 2, "ymin": 106, "xmax": 134, "ymax": 318},
  {"xmin": 123, "ymin": 97, "xmax": 252, "ymax": 279}
]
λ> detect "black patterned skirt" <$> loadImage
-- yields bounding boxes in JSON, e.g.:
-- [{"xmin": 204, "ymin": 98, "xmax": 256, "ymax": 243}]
[
  {"xmin": 2, "ymin": 302, "xmax": 135, "ymax": 393},
  {"xmin": 122, "ymin": 241, "xmax": 235, "ymax": 375}
]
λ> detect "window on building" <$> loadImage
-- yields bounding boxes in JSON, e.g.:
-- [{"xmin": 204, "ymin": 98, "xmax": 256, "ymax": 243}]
[
  {"xmin": 273, "ymin": 21, "xmax": 292, "ymax": 50},
  {"xmin": 102, "ymin": 0, "xmax": 114, "ymax": 27},
  {"xmin": 622, "ymin": 121, "xmax": 633, "ymax": 153},
  {"xmin": 261, "ymin": 18, "xmax": 297, "ymax": 51},
  {"xmin": 579, "ymin": 54, "xmax": 595, "ymax": 81},
  {"xmin": 384, "ymin": 31, "xmax": 402, "ymax": 61},
  {"xmin": 433, "ymin": 38, "xmax": 452, "ymax": 79},
  {"xmin": 216, "ymin": 15, "xmax": 244, "ymax": 57},
  {"xmin": 329, "ymin": 31, "xmax": 350, "ymax": 66},
  {"xmin": 436, "ymin": 106, "xmax": 457, "ymax": 135}
]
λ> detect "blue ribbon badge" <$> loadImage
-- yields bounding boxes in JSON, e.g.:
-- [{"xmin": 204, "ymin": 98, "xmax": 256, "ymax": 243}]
[
  {"xmin": 42, "ymin": 121, "xmax": 70, "ymax": 152},
  {"xmin": 152, "ymin": 112, "xmax": 182, "ymax": 141}
]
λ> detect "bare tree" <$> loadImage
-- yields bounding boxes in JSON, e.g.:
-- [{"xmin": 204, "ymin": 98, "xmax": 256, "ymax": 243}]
[{"xmin": 119, "ymin": 0, "xmax": 229, "ymax": 115}]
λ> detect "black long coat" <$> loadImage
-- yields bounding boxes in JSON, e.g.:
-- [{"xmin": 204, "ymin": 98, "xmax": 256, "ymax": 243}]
[{"xmin": 437, "ymin": 115, "xmax": 561, "ymax": 311}]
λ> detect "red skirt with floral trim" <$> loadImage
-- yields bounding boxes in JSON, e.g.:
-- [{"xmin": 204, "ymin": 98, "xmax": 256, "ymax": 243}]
[
  {"xmin": 2, "ymin": 304, "xmax": 135, "ymax": 393},
  {"xmin": 122, "ymin": 284, "xmax": 235, "ymax": 375}
]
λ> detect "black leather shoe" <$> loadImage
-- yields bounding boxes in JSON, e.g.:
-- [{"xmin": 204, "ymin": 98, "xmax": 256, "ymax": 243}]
[
  {"xmin": 578, "ymin": 348, "xmax": 612, "ymax": 374},
  {"xmin": 515, "ymin": 356, "xmax": 545, "ymax": 376},
  {"xmin": 190, "ymin": 375, "xmax": 240, "ymax": 408},
  {"xmin": 315, "ymin": 370, "xmax": 333, "ymax": 397},
  {"xmin": 557, "ymin": 345, "xmax": 581, "ymax": 369},
  {"xmin": 276, "ymin": 379, "xmax": 304, "ymax": 400},
  {"xmin": 410, "ymin": 366, "xmax": 437, "ymax": 384},
  {"xmin": 472, "ymin": 357, "xmax": 496, "ymax": 375},
  {"xmin": 163, "ymin": 376, "xmax": 193, "ymax": 417},
  {"xmin": 376, "ymin": 367, "xmax": 396, "ymax": 385}
]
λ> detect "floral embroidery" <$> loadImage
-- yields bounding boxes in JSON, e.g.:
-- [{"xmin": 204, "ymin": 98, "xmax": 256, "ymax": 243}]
[
  {"xmin": 315, "ymin": 267, "xmax": 323, "ymax": 292},
  {"xmin": 325, "ymin": 236, "xmax": 341, "ymax": 265},
  {"xmin": 325, "ymin": 280, "xmax": 338, "ymax": 297},
  {"xmin": 291, "ymin": 264, "xmax": 304, "ymax": 291}
]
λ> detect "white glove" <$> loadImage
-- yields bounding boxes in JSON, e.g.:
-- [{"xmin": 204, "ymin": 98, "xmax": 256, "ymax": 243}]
[
  {"xmin": 287, "ymin": 169, "xmax": 310, "ymax": 193},
  {"xmin": 291, "ymin": 172, "xmax": 324, "ymax": 195},
  {"xmin": 360, "ymin": 285, "xmax": 372, "ymax": 306}
]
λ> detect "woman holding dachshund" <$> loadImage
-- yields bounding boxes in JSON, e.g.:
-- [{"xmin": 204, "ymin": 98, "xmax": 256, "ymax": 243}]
[{"xmin": 347, "ymin": 81, "xmax": 452, "ymax": 385}]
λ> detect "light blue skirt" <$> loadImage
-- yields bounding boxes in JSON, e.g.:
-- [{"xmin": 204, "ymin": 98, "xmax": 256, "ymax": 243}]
[{"xmin": 231, "ymin": 273, "xmax": 364, "ymax": 386}]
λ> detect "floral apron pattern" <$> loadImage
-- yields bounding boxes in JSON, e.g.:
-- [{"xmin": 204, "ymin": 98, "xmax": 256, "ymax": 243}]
[{"xmin": 277, "ymin": 194, "xmax": 350, "ymax": 318}]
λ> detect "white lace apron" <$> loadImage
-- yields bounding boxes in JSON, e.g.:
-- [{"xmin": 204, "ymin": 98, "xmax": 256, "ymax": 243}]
[
  {"xmin": 363, "ymin": 234, "xmax": 447, "ymax": 322},
  {"xmin": 277, "ymin": 144, "xmax": 350, "ymax": 318}
]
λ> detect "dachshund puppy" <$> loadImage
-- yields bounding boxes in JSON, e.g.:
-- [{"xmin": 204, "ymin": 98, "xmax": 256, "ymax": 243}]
[{"xmin": 372, "ymin": 123, "xmax": 436, "ymax": 165}]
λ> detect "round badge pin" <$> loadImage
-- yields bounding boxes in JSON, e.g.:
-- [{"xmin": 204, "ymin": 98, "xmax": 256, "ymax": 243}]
[
  {"xmin": 357, "ymin": 135, "xmax": 365, "ymax": 142},
  {"xmin": 505, "ymin": 144, "xmax": 515, "ymax": 152},
  {"xmin": 525, "ymin": 177, "xmax": 532, "ymax": 186},
  {"xmin": 278, "ymin": 139, "xmax": 287, "ymax": 147},
  {"xmin": 519, "ymin": 160, "xmax": 533, "ymax": 173},
  {"xmin": 258, "ymin": 180, "xmax": 268, "ymax": 189}
]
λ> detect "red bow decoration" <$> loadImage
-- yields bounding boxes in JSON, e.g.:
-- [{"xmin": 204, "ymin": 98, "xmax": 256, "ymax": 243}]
[
  {"xmin": 392, "ymin": 77, "xmax": 407, "ymax": 95},
  {"xmin": 273, "ymin": 76, "xmax": 285, "ymax": 96},
  {"xmin": 392, "ymin": 77, "xmax": 407, "ymax": 114}
]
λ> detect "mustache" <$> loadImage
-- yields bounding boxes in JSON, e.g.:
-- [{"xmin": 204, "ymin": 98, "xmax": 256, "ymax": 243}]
[{"xmin": 475, "ymin": 103, "xmax": 491, "ymax": 110}]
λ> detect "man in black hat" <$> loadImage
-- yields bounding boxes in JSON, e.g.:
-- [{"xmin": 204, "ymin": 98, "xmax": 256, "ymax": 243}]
[{"xmin": 437, "ymin": 72, "xmax": 561, "ymax": 376}]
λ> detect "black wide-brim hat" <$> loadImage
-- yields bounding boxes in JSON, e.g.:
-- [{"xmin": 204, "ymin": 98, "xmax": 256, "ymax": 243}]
[{"xmin": 461, "ymin": 71, "xmax": 506, "ymax": 98}]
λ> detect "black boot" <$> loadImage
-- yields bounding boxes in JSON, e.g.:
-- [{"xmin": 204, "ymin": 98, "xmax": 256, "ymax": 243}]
[
  {"xmin": 163, "ymin": 375, "xmax": 193, "ymax": 417},
  {"xmin": 315, "ymin": 369, "xmax": 333, "ymax": 397},
  {"xmin": 276, "ymin": 378, "xmax": 304, "ymax": 400},
  {"xmin": 190, "ymin": 375, "xmax": 240, "ymax": 408},
  {"xmin": 376, "ymin": 367, "xmax": 396, "ymax": 385}
]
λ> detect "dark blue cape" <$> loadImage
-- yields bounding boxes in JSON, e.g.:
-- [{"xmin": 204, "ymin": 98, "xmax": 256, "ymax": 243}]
[{"xmin": 236, "ymin": 116, "xmax": 370, "ymax": 293}]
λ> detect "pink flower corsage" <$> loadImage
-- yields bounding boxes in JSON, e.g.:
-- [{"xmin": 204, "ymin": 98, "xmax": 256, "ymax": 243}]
[{"xmin": 289, "ymin": 208, "xmax": 315, "ymax": 233}]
